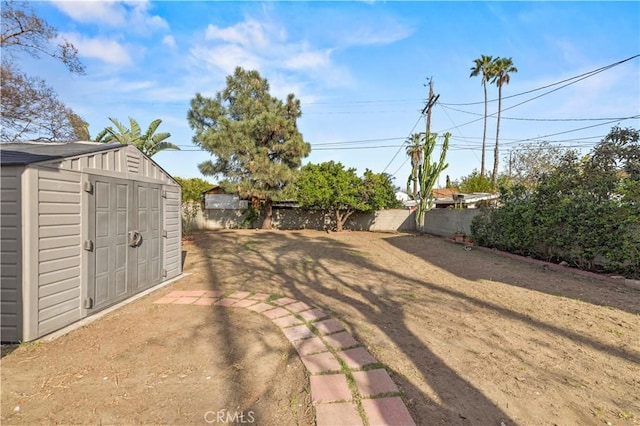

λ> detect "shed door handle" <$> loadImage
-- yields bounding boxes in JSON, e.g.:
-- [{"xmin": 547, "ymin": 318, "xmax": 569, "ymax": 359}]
[{"xmin": 129, "ymin": 230, "xmax": 142, "ymax": 247}]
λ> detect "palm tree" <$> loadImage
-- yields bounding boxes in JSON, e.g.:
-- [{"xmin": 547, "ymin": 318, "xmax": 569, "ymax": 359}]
[
  {"xmin": 469, "ymin": 54, "xmax": 494, "ymax": 178},
  {"xmin": 490, "ymin": 57, "xmax": 517, "ymax": 188},
  {"xmin": 405, "ymin": 132, "xmax": 424, "ymax": 200},
  {"xmin": 95, "ymin": 117, "xmax": 179, "ymax": 157}
]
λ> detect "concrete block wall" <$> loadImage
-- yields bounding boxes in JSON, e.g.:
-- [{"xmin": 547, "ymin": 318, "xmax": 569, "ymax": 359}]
[
  {"xmin": 191, "ymin": 207, "xmax": 415, "ymax": 232},
  {"xmin": 422, "ymin": 209, "xmax": 481, "ymax": 237}
]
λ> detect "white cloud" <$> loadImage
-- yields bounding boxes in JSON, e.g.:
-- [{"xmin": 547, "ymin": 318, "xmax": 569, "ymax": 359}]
[
  {"xmin": 61, "ymin": 33, "xmax": 132, "ymax": 66},
  {"xmin": 205, "ymin": 19, "xmax": 272, "ymax": 48},
  {"xmin": 191, "ymin": 17, "xmax": 351, "ymax": 91},
  {"xmin": 162, "ymin": 35, "xmax": 176, "ymax": 49},
  {"xmin": 284, "ymin": 49, "xmax": 333, "ymax": 70},
  {"xmin": 52, "ymin": 0, "xmax": 168, "ymax": 33}
]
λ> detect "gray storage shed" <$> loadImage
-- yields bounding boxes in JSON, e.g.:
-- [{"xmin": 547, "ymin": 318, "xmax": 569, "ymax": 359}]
[{"xmin": 0, "ymin": 142, "xmax": 182, "ymax": 342}]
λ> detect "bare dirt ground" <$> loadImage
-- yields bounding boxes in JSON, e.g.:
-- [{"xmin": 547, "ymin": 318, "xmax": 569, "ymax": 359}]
[{"xmin": 2, "ymin": 229, "xmax": 639, "ymax": 425}]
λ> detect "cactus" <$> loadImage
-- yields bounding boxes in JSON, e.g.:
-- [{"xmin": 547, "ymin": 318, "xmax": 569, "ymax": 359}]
[{"xmin": 410, "ymin": 132, "xmax": 450, "ymax": 229}]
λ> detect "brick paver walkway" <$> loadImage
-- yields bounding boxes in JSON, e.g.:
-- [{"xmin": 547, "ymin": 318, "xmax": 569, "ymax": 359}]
[{"xmin": 155, "ymin": 290, "xmax": 416, "ymax": 426}]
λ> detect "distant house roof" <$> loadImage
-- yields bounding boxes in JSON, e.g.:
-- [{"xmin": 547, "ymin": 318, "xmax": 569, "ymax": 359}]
[
  {"xmin": 0, "ymin": 141, "xmax": 120, "ymax": 166},
  {"xmin": 432, "ymin": 188, "xmax": 459, "ymax": 199},
  {"xmin": 434, "ymin": 192, "xmax": 499, "ymax": 207}
]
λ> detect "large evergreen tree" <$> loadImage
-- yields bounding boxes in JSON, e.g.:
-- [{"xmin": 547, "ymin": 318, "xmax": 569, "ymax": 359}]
[{"xmin": 187, "ymin": 67, "xmax": 311, "ymax": 229}]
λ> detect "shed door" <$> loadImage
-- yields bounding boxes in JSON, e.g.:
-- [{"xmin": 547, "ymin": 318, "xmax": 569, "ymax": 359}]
[
  {"xmin": 88, "ymin": 178, "xmax": 163, "ymax": 313},
  {"xmin": 89, "ymin": 178, "xmax": 131, "ymax": 312},
  {"xmin": 132, "ymin": 182, "xmax": 163, "ymax": 292}
]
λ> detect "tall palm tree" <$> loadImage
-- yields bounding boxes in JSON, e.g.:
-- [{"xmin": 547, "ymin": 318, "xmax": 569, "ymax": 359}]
[
  {"xmin": 469, "ymin": 54, "xmax": 494, "ymax": 178},
  {"xmin": 490, "ymin": 57, "xmax": 517, "ymax": 188},
  {"xmin": 405, "ymin": 132, "xmax": 424, "ymax": 200},
  {"xmin": 95, "ymin": 117, "xmax": 179, "ymax": 157}
]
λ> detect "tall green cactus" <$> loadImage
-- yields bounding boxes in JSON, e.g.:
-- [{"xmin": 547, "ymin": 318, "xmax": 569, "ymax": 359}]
[{"xmin": 410, "ymin": 132, "xmax": 450, "ymax": 229}]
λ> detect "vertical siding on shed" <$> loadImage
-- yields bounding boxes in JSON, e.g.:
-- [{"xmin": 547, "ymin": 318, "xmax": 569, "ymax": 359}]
[
  {"xmin": 37, "ymin": 168, "xmax": 82, "ymax": 335},
  {"xmin": 1, "ymin": 166, "xmax": 22, "ymax": 342},
  {"xmin": 163, "ymin": 186, "xmax": 181, "ymax": 279}
]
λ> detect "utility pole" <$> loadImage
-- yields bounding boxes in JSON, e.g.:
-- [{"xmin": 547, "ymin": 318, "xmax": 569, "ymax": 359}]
[{"xmin": 422, "ymin": 77, "xmax": 440, "ymax": 138}]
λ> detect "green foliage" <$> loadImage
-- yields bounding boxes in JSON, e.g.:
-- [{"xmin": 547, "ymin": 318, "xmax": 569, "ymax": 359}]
[
  {"xmin": 240, "ymin": 205, "xmax": 261, "ymax": 229},
  {"xmin": 505, "ymin": 142, "xmax": 578, "ymax": 189},
  {"xmin": 471, "ymin": 127, "xmax": 640, "ymax": 278},
  {"xmin": 362, "ymin": 170, "xmax": 403, "ymax": 210},
  {"xmin": 95, "ymin": 117, "xmax": 179, "ymax": 157},
  {"xmin": 187, "ymin": 67, "xmax": 310, "ymax": 229},
  {"xmin": 181, "ymin": 203, "xmax": 200, "ymax": 238},
  {"xmin": 411, "ymin": 132, "xmax": 450, "ymax": 228},
  {"xmin": 455, "ymin": 169, "xmax": 494, "ymax": 193},
  {"xmin": 297, "ymin": 162, "xmax": 399, "ymax": 231},
  {"xmin": 454, "ymin": 169, "xmax": 511, "ymax": 193},
  {"xmin": 173, "ymin": 176, "xmax": 214, "ymax": 203},
  {"xmin": 405, "ymin": 132, "xmax": 424, "ymax": 200}
]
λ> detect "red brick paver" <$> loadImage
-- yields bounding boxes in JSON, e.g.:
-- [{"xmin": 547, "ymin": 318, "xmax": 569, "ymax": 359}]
[
  {"xmin": 173, "ymin": 297, "xmax": 199, "ymax": 305},
  {"xmin": 263, "ymin": 307, "xmax": 291, "ymax": 319},
  {"xmin": 193, "ymin": 297, "xmax": 218, "ymax": 306},
  {"xmin": 337, "ymin": 347, "xmax": 378, "ymax": 369},
  {"xmin": 351, "ymin": 369, "xmax": 399, "ymax": 397},
  {"xmin": 323, "ymin": 332, "xmax": 360, "ymax": 350},
  {"xmin": 286, "ymin": 301, "xmax": 313, "ymax": 313},
  {"xmin": 362, "ymin": 397, "xmax": 416, "ymax": 426},
  {"xmin": 246, "ymin": 302, "xmax": 273, "ymax": 313},
  {"xmin": 272, "ymin": 315, "xmax": 304, "ymax": 328},
  {"xmin": 291, "ymin": 336, "xmax": 329, "ymax": 356},
  {"xmin": 300, "ymin": 352, "xmax": 342, "ymax": 374},
  {"xmin": 249, "ymin": 293, "xmax": 270, "ymax": 300},
  {"xmin": 228, "ymin": 290, "xmax": 251, "ymax": 299},
  {"xmin": 271, "ymin": 297, "xmax": 297, "ymax": 306},
  {"xmin": 214, "ymin": 298, "xmax": 237, "ymax": 307},
  {"xmin": 281, "ymin": 325, "xmax": 315, "ymax": 342},
  {"xmin": 298, "ymin": 308, "xmax": 328, "ymax": 322},
  {"xmin": 314, "ymin": 318, "xmax": 346, "ymax": 335},
  {"xmin": 232, "ymin": 299, "xmax": 258, "ymax": 308},
  {"xmin": 310, "ymin": 374, "xmax": 352, "ymax": 403},
  {"xmin": 315, "ymin": 402, "xmax": 363, "ymax": 426},
  {"xmin": 203, "ymin": 290, "xmax": 225, "ymax": 298}
]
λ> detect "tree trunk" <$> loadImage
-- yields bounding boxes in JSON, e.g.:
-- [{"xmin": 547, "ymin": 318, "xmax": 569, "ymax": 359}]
[
  {"xmin": 481, "ymin": 81, "xmax": 488, "ymax": 177},
  {"xmin": 412, "ymin": 161, "xmax": 418, "ymax": 199},
  {"xmin": 492, "ymin": 83, "xmax": 503, "ymax": 189},
  {"xmin": 335, "ymin": 209, "xmax": 354, "ymax": 232},
  {"xmin": 262, "ymin": 198, "xmax": 273, "ymax": 229}
]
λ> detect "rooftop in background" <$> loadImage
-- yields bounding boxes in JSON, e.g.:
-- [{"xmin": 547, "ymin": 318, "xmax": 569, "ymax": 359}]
[{"xmin": 0, "ymin": 141, "xmax": 120, "ymax": 166}]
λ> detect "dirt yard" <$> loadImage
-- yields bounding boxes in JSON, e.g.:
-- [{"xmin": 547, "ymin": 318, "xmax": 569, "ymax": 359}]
[{"xmin": 2, "ymin": 230, "xmax": 639, "ymax": 425}]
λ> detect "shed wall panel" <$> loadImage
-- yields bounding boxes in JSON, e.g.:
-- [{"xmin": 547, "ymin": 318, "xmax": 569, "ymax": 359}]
[
  {"xmin": 163, "ymin": 187, "xmax": 181, "ymax": 278},
  {"xmin": 39, "ymin": 308, "xmax": 80, "ymax": 336},
  {"xmin": 1, "ymin": 165, "xmax": 22, "ymax": 342},
  {"xmin": 36, "ymin": 169, "xmax": 82, "ymax": 336}
]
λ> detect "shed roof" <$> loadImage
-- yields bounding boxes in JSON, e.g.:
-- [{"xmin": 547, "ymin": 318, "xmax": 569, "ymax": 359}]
[{"xmin": 0, "ymin": 141, "xmax": 120, "ymax": 166}]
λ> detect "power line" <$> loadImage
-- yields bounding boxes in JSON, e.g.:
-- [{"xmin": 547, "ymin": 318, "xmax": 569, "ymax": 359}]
[
  {"xmin": 439, "ymin": 105, "xmax": 638, "ymax": 122},
  {"xmin": 381, "ymin": 114, "xmax": 423, "ymax": 173},
  {"xmin": 440, "ymin": 54, "xmax": 640, "ymax": 106}
]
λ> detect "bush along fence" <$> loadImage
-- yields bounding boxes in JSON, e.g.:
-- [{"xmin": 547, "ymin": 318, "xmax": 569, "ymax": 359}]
[{"xmin": 470, "ymin": 185, "xmax": 640, "ymax": 280}]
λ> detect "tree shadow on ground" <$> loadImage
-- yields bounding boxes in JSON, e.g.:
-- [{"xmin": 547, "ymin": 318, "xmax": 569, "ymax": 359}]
[
  {"xmin": 192, "ymin": 230, "xmax": 518, "ymax": 425},
  {"xmin": 384, "ymin": 233, "xmax": 640, "ymax": 316},
  {"xmin": 189, "ymin": 234, "xmax": 312, "ymax": 425}
]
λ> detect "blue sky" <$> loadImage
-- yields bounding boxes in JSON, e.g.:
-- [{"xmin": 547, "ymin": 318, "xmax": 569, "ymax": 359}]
[{"xmin": 21, "ymin": 1, "xmax": 640, "ymax": 188}]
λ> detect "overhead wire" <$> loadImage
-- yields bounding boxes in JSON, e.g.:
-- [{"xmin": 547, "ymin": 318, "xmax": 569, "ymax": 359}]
[{"xmin": 439, "ymin": 54, "xmax": 640, "ymax": 106}]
